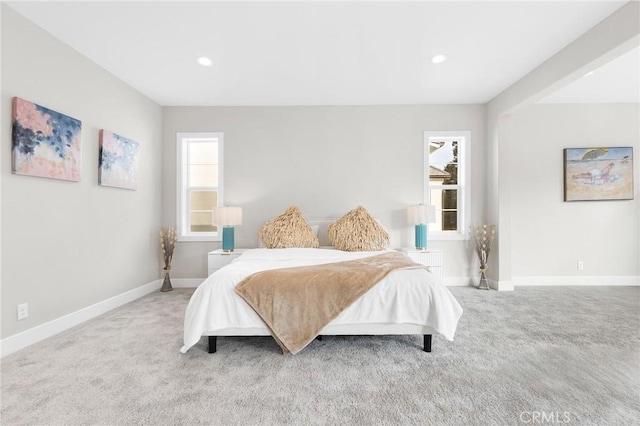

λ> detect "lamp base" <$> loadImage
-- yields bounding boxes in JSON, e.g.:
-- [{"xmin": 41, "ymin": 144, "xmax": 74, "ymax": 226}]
[
  {"xmin": 222, "ymin": 227, "xmax": 235, "ymax": 252},
  {"xmin": 414, "ymin": 224, "xmax": 427, "ymax": 250}
]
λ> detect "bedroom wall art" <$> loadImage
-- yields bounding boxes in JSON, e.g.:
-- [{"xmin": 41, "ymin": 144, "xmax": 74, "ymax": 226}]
[
  {"xmin": 98, "ymin": 129, "xmax": 140, "ymax": 190},
  {"xmin": 563, "ymin": 147, "xmax": 634, "ymax": 201},
  {"xmin": 11, "ymin": 97, "xmax": 82, "ymax": 182}
]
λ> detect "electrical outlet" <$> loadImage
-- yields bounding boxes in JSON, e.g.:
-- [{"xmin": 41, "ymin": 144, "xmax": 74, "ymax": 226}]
[
  {"xmin": 577, "ymin": 261, "xmax": 584, "ymax": 271},
  {"xmin": 17, "ymin": 303, "xmax": 28, "ymax": 320}
]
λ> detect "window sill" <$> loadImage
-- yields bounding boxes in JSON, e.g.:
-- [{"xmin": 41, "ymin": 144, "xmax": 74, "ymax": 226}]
[{"xmin": 178, "ymin": 234, "xmax": 222, "ymax": 243}]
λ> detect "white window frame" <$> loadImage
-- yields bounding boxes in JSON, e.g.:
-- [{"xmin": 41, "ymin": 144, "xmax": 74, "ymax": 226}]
[
  {"xmin": 423, "ymin": 131, "xmax": 471, "ymax": 241},
  {"xmin": 176, "ymin": 132, "xmax": 224, "ymax": 242}
]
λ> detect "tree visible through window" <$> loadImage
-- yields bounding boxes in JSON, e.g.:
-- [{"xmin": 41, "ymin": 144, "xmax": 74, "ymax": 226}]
[{"xmin": 424, "ymin": 132, "xmax": 470, "ymax": 239}]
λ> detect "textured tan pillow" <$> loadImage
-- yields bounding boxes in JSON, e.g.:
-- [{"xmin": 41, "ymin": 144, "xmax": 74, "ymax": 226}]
[
  {"xmin": 258, "ymin": 206, "xmax": 319, "ymax": 249},
  {"xmin": 328, "ymin": 206, "xmax": 390, "ymax": 251}
]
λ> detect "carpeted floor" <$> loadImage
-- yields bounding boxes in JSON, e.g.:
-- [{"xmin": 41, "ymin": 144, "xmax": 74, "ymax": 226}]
[{"xmin": 1, "ymin": 286, "xmax": 639, "ymax": 425}]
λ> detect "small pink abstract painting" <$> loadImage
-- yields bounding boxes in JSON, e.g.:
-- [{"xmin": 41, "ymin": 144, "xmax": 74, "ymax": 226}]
[
  {"xmin": 99, "ymin": 130, "xmax": 140, "ymax": 190},
  {"xmin": 11, "ymin": 97, "xmax": 82, "ymax": 182}
]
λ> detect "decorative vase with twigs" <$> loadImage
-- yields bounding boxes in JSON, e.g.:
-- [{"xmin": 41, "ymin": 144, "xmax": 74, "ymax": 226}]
[
  {"xmin": 471, "ymin": 224, "xmax": 495, "ymax": 290},
  {"xmin": 160, "ymin": 227, "xmax": 178, "ymax": 292}
]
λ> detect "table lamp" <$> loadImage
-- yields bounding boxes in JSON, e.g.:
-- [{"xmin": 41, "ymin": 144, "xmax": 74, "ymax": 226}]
[
  {"xmin": 407, "ymin": 204, "xmax": 436, "ymax": 250},
  {"xmin": 213, "ymin": 206, "xmax": 243, "ymax": 252}
]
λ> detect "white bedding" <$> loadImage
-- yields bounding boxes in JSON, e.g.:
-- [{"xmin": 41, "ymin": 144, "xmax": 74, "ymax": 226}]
[{"xmin": 181, "ymin": 248, "xmax": 463, "ymax": 353}]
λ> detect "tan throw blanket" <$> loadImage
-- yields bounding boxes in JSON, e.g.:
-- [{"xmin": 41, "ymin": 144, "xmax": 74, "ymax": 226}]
[{"xmin": 234, "ymin": 251, "xmax": 425, "ymax": 355}]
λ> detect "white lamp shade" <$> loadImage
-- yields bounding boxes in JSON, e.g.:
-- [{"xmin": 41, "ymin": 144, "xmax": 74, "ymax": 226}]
[
  {"xmin": 213, "ymin": 206, "xmax": 243, "ymax": 226},
  {"xmin": 407, "ymin": 204, "xmax": 436, "ymax": 225}
]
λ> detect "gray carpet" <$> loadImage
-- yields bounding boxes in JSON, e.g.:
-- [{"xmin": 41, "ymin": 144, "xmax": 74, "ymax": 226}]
[{"xmin": 1, "ymin": 286, "xmax": 639, "ymax": 425}]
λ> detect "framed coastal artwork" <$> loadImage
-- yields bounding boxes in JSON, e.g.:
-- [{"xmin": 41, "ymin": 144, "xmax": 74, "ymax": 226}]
[
  {"xmin": 563, "ymin": 147, "xmax": 634, "ymax": 201},
  {"xmin": 99, "ymin": 130, "xmax": 140, "ymax": 190},
  {"xmin": 11, "ymin": 97, "xmax": 82, "ymax": 182}
]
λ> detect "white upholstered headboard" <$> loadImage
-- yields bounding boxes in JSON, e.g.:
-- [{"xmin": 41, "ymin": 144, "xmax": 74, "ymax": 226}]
[{"xmin": 308, "ymin": 218, "xmax": 340, "ymax": 247}]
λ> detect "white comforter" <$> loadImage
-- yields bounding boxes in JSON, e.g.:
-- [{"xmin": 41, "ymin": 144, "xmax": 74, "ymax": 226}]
[{"xmin": 181, "ymin": 248, "xmax": 463, "ymax": 353}]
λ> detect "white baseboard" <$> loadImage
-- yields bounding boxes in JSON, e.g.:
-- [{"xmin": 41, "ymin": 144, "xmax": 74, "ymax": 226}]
[
  {"xmin": 493, "ymin": 279, "xmax": 514, "ymax": 291},
  {"xmin": 1, "ymin": 279, "xmax": 162, "ymax": 358},
  {"xmin": 513, "ymin": 275, "xmax": 640, "ymax": 286},
  {"xmin": 443, "ymin": 277, "xmax": 515, "ymax": 291},
  {"xmin": 171, "ymin": 278, "xmax": 204, "ymax": 288}
]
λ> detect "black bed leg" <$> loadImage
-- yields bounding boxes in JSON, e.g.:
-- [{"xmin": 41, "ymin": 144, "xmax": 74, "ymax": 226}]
[
  {"xmin": 208, "ymin": 336, "xmax": 217, "ymax": 353},
  {"xmin": 423, "ymin": 334, "xmax": 432, "ymax": 352}
]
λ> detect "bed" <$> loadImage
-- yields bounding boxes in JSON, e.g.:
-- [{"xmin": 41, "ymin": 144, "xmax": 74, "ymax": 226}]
[{"xmin": 180, "ymin": 247, "xmax": 463, "ymax": 355}]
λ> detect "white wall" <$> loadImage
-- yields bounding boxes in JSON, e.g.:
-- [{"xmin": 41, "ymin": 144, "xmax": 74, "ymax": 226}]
[
  {"xmin": 1, "ymin": 6, "xmax": 163, "ymax": 339},
  {"xmin": 163, "ymin": 105, "xmax": 486, "ymax": 284},
  {"xmin": 508, "ymin": 103, "xmax": 639, "ymax": 283},
  {"xmin": 486, "ymin": 2, "xmax": 639, "ymax": 289}
]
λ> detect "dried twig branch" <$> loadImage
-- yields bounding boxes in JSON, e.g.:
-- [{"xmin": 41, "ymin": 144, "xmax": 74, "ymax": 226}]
[
  {"xmin": 160, "ymin": 227, "xmax": 178, "ymax": 270},
  {"xmin": 471, "ymin": 224, "xmax": 495, "ymax": 270}
]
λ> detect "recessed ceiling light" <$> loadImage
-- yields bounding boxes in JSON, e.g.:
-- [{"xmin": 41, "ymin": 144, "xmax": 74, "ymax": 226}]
[
  {"xmin": 196, "ymin": 56, "xmax": 213, "ymax": 67},
  {"xmin": 584, "ymin": 70, "xmax": 595, "ymax": 77},
  {"xmin": 431, "ymin": 54, "xmax": 448, "ymax": 64}
]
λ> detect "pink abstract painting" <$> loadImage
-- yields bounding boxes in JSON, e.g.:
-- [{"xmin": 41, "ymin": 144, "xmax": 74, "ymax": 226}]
[
  {"xmin": 99, "ymin": 130, "xmax": 140, "ymax": 190},
  {"xmin": 11, "ymin": 97, "xmax": 82, "ymax": 182}
]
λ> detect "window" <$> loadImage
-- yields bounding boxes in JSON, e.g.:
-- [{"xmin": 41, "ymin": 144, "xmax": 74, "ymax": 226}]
[
  {"xmin": 177, "ymin": 132, "xmax": 223, "ymax": 241},
  {"xmin": 424, "ymin": 131, "xmax": 470, "ymax": 240}
]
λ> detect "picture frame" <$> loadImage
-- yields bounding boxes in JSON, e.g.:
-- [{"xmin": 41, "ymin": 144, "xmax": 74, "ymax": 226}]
[{"xmin": 563, "ymin": 147, "xmax": 634, "ymax": 201}]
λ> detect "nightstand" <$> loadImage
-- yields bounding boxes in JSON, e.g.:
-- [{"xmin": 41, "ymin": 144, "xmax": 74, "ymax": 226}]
[
  {"xmin": 399, "ymin": 249, "xmax": 443, "ymax": 286},
  {"xmin": 207, "ymin": 249, "xmax": 247, "ymax": 276}
]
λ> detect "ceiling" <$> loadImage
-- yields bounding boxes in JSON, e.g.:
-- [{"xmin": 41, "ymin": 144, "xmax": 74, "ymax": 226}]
[{"xmin": 6, "ymin": 1, "xmax": 636, "ymax": 106}]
